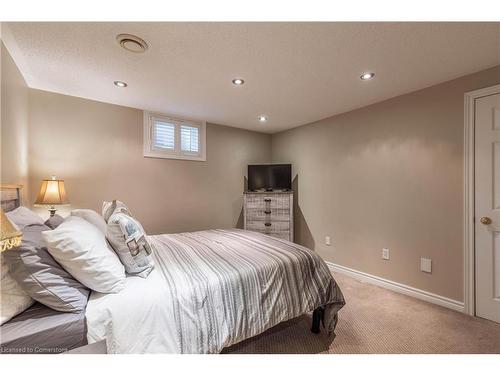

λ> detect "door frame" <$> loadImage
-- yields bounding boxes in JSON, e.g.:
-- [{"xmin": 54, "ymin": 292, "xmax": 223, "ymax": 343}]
[{"xmin": 464, "ymin": 84, "xmax": 500, "ymax": 316}]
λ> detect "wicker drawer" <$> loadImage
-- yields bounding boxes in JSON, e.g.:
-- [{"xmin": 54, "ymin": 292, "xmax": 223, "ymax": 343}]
[
  {"xmin": 246, "ymin": 208, "xmax": 290, "ymax": 222},
  {"xmin": 245, "ymin": 194, "xmax": 290, "ymax": 210},
  {"xmin": 244, "ymin": 191, "xmax": 293, "ymax": 242},
  {"xmin": 246, "ymin": 220, "xmax": 290, "ymax": 233}
]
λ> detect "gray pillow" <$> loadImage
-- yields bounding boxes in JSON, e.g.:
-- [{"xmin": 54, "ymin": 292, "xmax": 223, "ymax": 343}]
[
  {"xmin": 103, "ymin": 200, "xmax": 155, "ymax": 278},
  {"xmin": 44, "ymin": 214, "xmax": 64, "ymax": 229},
  {"xmin": 2, "ymin": 224, "xmax": 90, "ymax": 313}
]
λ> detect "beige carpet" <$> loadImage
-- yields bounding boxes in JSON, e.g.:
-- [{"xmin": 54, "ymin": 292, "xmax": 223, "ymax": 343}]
[{"xmin": 223, "ymin": 272, "xmax": 500, "ymax": 354}]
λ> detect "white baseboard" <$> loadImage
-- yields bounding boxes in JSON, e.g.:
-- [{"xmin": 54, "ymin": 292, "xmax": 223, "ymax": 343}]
[{"xmin": 326, "ymin": 261, "xmax": 465, "ymax": 313}]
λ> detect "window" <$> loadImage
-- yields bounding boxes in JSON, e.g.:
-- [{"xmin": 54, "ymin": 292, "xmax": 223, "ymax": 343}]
[{"xmin": 144, "ymin": 112, "xmax": 206, "ymax": 161}]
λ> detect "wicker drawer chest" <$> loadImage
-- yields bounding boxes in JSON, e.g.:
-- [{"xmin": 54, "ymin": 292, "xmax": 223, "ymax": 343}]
[{"xmin": 243, "ymin": 191, "xmax": 294, "ymax": 242}]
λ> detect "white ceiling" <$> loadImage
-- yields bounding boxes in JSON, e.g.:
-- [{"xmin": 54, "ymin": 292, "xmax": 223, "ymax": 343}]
[{"xmin": 3, "ymin": 22, "xmax": 500, "ymax": 133}]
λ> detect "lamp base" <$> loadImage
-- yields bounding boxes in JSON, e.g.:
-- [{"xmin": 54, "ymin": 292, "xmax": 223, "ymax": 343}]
[{"xmin": 49, "ymin": 207, "xmax": 57, "ymax": 217}]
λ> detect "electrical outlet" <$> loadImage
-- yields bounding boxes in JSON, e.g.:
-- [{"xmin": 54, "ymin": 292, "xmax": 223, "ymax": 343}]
[
  {"xmin": 421, "ymin": 258, "xmax": 432, "ymax": 273},
  {"xmin": 325, "ymin": 236, "xmax": 331, "ymax": 246},
  {"xmin": 382, "ymin": 248, "xmax": 390, "ymax": 260}
]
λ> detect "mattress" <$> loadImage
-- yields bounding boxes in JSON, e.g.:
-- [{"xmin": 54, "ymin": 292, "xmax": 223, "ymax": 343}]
[{"xmin": 0, "ymin": 303, "xmax": 87, "ymax": 354}]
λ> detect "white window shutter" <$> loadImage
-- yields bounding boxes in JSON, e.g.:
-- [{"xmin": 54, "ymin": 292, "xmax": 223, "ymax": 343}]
[
  {"xmin": 153, "ymin": 121, "xmax": 175, "ymax": 150},
  {"xmin": 180, "ymin": 125, "xmax": 200, "ymax": 154}
]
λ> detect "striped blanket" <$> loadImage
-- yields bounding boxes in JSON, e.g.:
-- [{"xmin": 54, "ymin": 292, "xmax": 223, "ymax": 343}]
[{"xmin": 86, "ymin": 229, "xmax": 345, "ymax": 353}]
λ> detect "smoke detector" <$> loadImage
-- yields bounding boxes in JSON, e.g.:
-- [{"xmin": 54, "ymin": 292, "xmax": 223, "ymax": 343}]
[{"xmin": 116, "ymin": 34, "xmax": 148, "ymax": 53}]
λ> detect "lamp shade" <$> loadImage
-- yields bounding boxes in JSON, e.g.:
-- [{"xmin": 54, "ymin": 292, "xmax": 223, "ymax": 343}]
[
  {"xmin": 1, "ymin": 208, "xmax": 22, "ymax": 252},
  {"xmin": 34, "ymin": 178, "xmax": 69, "ymax": 206}
]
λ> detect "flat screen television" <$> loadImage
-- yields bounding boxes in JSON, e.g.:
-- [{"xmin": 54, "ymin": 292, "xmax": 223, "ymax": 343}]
[{"xmin": 248, "ymin": 164, "xmax": 292, "ymax": 191}]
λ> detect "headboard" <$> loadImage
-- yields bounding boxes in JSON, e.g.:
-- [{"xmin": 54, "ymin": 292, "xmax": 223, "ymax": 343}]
[{"xmin": 0, "ymin": 184, "xmax": 23, "ymax": 212}]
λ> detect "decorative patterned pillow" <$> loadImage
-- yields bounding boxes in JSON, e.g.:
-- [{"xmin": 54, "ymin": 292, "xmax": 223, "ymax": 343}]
[
  {"xmin": 102, "ymin": 200, "xmax": 154, "ymax": 278},
  {"xmin": 102, "ymin": 200, "xmax": 131, "ymax": 222}
]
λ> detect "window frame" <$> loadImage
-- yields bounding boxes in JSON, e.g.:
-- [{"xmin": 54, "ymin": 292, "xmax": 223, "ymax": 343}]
[{"xmin": 143, "ymin": 111, "xmax": 206, "ymax": 161}]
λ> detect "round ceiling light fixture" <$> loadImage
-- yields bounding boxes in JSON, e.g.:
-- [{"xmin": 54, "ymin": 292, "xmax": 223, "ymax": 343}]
[
  {"xmin": 114, "ymin": 80, "xmax": 128, "ymax": 88},
  {"xmin": 232, "ymin": 78, "xmax": 245, "ymax": 86},
  {"xmin": 360, "ymin": 72, "xmax": 375, "ymax": 81},
  {"xmin": 116, "ymin": 34, "xmax": 149, "ymax": 53},
  {"xmin": 258, "ymin": 115, "xmax": 268, "ymax": 122}
]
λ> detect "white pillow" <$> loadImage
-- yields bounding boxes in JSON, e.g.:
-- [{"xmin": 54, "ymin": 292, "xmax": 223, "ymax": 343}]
[
  {"xmin": 42, "ymin": 216, "xmax": 126, "ymax": 294},
  {"xmin": 71, "ymin": 209, "xmax": 107, "ymax": 234},
  {"xmin": 1, "ymin": 257, "xmax": 34, "ymax": 325},
  {"xmin": 5, "ymin": 206, "xmax": 45, "ymax": 231}
]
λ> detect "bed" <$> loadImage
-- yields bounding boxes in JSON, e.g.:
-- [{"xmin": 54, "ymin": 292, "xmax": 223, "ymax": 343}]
[
  {"xmin": 86, "ymin": 229, "xmax": 345, "ymax": 353},
  {"xmin": 1, "ymin": 185, "xmax": 345, "ymax": 354}
]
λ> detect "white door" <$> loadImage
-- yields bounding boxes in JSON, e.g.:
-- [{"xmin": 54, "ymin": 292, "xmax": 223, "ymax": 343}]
[{"xmin": 475, "ymin": 92, "xmax": 500, "ymax": 323}]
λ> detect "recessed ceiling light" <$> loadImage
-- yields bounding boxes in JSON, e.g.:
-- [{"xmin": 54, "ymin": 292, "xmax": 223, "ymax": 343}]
[
  {"xmin": 116, "ymin": 34, "xmax": 148, "ymax": 53},
  {"xmin": 258, "ymin": 115, "xmax": 268, "ymax": 122},
  {"xmin": 114, "ymin": 81, "xmax": 128, "ymax": 88},
  {"xmin": 360, "ymin": 72, "xmax": 375, "ymax": 81},
  {"xmin": 232, "ymin": 78, "xmax": 245, "ymax": 86}
]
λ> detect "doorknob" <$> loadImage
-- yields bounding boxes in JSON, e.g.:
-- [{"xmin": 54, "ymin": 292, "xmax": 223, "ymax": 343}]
[{"xmin": 480, "ymin": 217, "xmax": 492, "ymax": 225}]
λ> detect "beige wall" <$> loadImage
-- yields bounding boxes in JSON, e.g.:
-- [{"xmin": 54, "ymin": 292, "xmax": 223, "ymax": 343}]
[
  {"xmin": 1, "ymin": 42, "xmax": 29, "ymax": 199},
  {"xmin": 271, "ymin": 65, "xmax": 500, "ymax": 302},
  {"xmin": 28, "ymin": 89, "xmax": 271, "ymax": 233}
]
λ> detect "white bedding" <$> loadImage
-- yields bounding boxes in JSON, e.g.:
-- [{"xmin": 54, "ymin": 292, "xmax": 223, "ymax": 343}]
[
  {"xmin": 86, "ymin": 268, "xmax": 177, "ymax": 353},
  {"xmin": 86, "ymin": 229, "xmax": 345, "ymax": 353}
]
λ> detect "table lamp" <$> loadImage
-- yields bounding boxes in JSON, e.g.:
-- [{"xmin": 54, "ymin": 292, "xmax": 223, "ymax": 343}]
[
  {"xmin": 1, "ymin": 208, "xmax": 22, "ymax": 252},
  {"xmin": 34, "ymin": 176, "xmax": 69, "ymax": 217}
]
